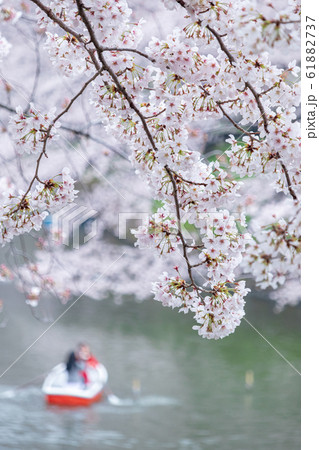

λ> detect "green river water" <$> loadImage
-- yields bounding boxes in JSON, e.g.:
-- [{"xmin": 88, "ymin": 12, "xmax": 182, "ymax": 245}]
[{"xmin": 0, "ymin": 285, "xmax": 300, "ymax": 450}]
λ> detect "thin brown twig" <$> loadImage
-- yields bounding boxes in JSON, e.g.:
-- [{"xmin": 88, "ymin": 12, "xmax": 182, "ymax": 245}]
[
  {"xmin": 245, "ymin": 81, "xmax": 269, "ymax": 133},
  {"xmin": 101, "ymin": 46, "xmax": 155, "ymax": 62},
  {"xmin": 170, "ymin": 168, "xmax": 207, "ymax": 186},
  {"xmin": 165, "ymin": 165, "xmax": 199, "ymax": 292},
  {"xmin": 217, "ymin": 103, "xmax": 260, "ymax": 142},
  {"xmin": 144, "ymin": 108, "xmax": 166, "ymax": 120}
]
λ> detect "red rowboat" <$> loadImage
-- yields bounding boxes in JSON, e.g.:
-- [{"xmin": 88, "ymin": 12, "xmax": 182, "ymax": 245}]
[{"xmin": 42, "ymin": 363, "xmax": 108, "ymax": 406}]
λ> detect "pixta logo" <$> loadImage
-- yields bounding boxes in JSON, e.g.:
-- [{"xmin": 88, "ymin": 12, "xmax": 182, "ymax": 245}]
[{"xmin": 49, "ymin": 204, "xmax": 98, "ymax": 249}]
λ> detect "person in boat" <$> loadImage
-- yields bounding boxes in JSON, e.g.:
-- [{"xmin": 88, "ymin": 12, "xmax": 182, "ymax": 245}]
[{"xmin": 65, "ymin": 343, "xmax": 99, "ymax": 385}]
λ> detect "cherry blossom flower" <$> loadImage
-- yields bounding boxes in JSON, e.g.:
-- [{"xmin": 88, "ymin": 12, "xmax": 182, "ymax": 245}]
[{"xmin": 0, "ymin": 32, "xmax": 10, "ymax": 60}]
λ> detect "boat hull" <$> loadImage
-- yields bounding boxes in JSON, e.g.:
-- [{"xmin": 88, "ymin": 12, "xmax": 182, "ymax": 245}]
[{"xmin": 45, "ymin": 390, "xmax": 104, "ymax": 406}]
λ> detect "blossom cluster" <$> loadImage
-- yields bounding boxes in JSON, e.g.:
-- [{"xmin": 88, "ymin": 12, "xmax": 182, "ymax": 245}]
[
  {"xmin": 9, "ymin": 104, "xmax": 60, "ymax": 154},
  {"xmin": 144, "ymin": 27, "xmax": 301, "ymax": 202},
  {"xmin": 87, "ymin": 33, "xmax": 251, "ymax": 337},
  {"xmin": 0, "ymin": 0, "xmax": 22, "ymax": 60},
  {"xmin": 225, "ymin": 80, "xmax": 301, "ymax": 197},
  {"xmin": 192, "ymin": 281, "xmax": 248, "ymax": 339},
  {"xmin": 0, "ymin": 168, "xmax": 77, "ymax": 245},
  {"xmin": 0, "ymin": 263, "xmax": 13, "ymax": 281},
  {"xmin": 44, "ymin": 32, "xmax": 95, "ymax": 77},
  {"xmin": 132, "ymin": 210, "xmax": 181, "ymax": 254},
  {"xmin": 174, "ymin": 0, "xmax": 300, "ymax": 53},
  {"xmin": 0, "ymin": 32, "xmax": 10, "ymax": 60},
  {"xmin": 0, "ymin": 3, "xmax": 21, "ymax": 24},
  {"xmin": 243, "ymin": 210, "xmax": 301, "ymax": 290},
  {"xmin": 133, "ymin": 204, "xmax": 250, "ymax": 338},
  {"xmin": 152, "ymin": 272, "xmax": 249, "ymax": 340},
  {"xmin": 37, "ymin": 0, "xmax": 144, "ymax": 77}
]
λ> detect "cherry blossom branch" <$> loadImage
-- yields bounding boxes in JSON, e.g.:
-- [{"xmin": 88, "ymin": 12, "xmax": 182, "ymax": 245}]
[
  {"xmin": 245, "ymin": 81, "xmax": 269, "ymax": 133},
  {"xmin": 244, "ymin": 83, "xmax": 297, "ymax": 200},
  {"xmin": 15, "ymin": 69, "xmax": 102, "ymax": 209},
  {"xmin": 206, "ymin": 25, "xmax": 236, "ymax": 65},
  {"xmin": 258, "ymin": 17, "xmax": 301, "ymax": 25},
  {"xmin": 0, "ymin": 103, "xmax": 129, "ymax": 160},
  {"xmin": 29, "ymin": 0, "xmax": 159, "ymax": 167},
  {"xmin": 74, "ymin": 2, "xmax": 211, "ymax": 293},
  {"xmin": 54, "ymin": 0, "xmax": 209, "ymax": 289},
  {"xmin": 0, "ymin": 102, "xmax": 15, "ymax": 113},
  {"xmin": 164, "ymin": 165, "xmax": 200, "ymax": 293},
  {"xmin": 27, "ymin": 36, "xmax": 42, "ymax": 106},
  {"xmin": 29, "ymin": 0, "xmax": 84, "ymax": 41},
  {"xmin": 217, "ymin": 102, "xmax": 260, "ymax": 141},
  {"xmin": 75, "ymin": 0, "xmax": 158, "ymax": 152},
  {"xmin": 175, "ymin": 0, "xmax": 298, "ymax": 201},
  {"xmin": 15, "ymin": 151, "xmax": 46, "ymax": 210},
  {"xmin": 216, "ymin": 49, "xmax": 297, "ymax": 201},
  {"xmin": 280, "ymin": 161, "xmax": 297, "ymax": 200},
  {"xmin": 175, "ymin": 0, "xmax": 236, "ymax": 65},
  {"xmin": 0, "ymin": 0, "xmax": 300, "ymax": 337},
  {"xmin": 246, "ymin": 81, "xmax": 297, "ymax": 200},
  {"xmin": 199, "ymin": 87, "xmax": 260, "ymax": 141},
  {"xmin": 259, "ymin": 83, "xmax": 280, "ymax": 97},
  {"xmin": 273, "ymin": 20, "xmax": 300, "ymax": 24},
  {"xmin": 55, "ymin": 70, "xmax": 102, "ymax": 123}
]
